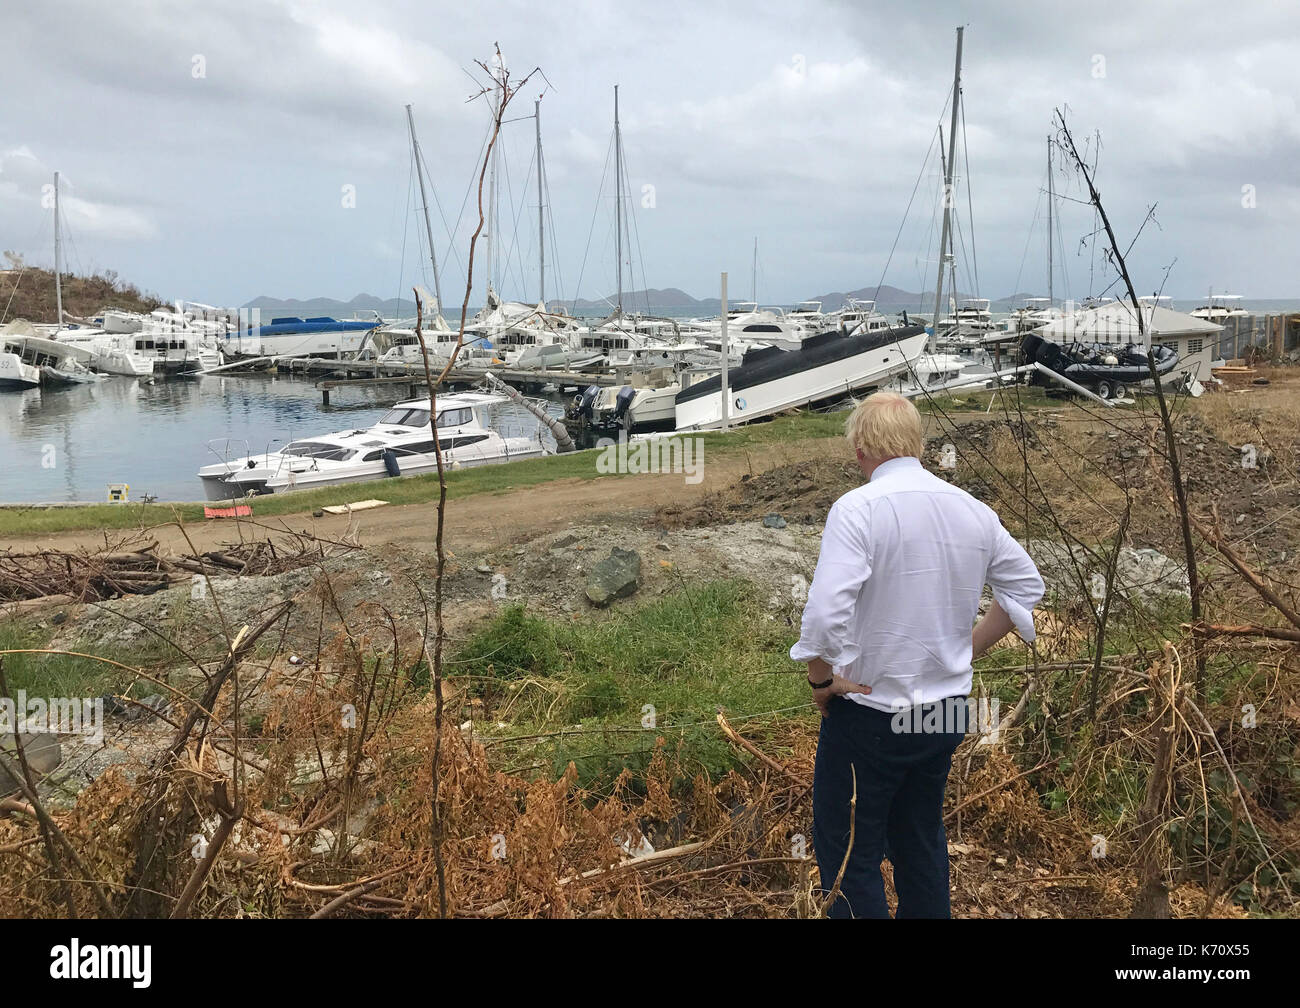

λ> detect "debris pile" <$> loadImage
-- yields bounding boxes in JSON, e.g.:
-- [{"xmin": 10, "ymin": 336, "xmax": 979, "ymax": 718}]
[{"xmin": 0, "ymin": 534, "xmax": 358, "ymax": 608}]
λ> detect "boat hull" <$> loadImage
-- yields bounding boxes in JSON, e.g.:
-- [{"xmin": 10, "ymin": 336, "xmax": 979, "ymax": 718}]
[
  {"xmin": 674, "ymin": 326, "xmax": 927, "ymax": 430},
  {"xmin": 201, "ymin": 440, "xmax": 545, "ymax": 500},
  {"xmin": 0, "ymin": 354, "xmax": 41, "ymax": 389}
]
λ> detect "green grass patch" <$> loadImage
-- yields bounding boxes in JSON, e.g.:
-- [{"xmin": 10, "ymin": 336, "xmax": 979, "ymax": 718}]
[
  {"xmin": 0, "ymin": 622, "xmax": 176, "ymax": 700},
  {"xmin": 453, "ymin": 580, "xmax": 812, "ymax": 790}
]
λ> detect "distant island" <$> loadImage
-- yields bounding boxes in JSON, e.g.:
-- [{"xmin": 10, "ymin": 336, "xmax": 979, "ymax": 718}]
[{"xmin": 240, "ymin": 285, "xmax": 1028, "ymax": 319}]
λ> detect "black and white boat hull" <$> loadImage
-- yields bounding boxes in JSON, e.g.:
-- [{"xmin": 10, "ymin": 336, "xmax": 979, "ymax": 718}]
[{"xmin": 674, "ymin": 325, "xmax": 927, "ymax": 430}]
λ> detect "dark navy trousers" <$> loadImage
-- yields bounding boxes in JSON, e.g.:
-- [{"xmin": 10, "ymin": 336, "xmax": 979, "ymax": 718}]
[{"xmin": 812, "ymin": 695, "xmax": 966, "ymax": 918}]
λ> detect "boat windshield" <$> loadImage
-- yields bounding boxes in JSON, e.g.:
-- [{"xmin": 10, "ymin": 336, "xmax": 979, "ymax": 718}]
[
  {"xmin": 378, "ymin": 407, "xmax": 432, "ymax": 428},
  {"xmin": 282, "ymin": 441, "xmax": 357, "ymax": 461}
]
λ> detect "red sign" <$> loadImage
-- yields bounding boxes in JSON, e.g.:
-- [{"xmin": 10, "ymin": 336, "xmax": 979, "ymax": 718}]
[{"xmin": 203, "ymin": 504, "xmax": 253, "ymax": 519}]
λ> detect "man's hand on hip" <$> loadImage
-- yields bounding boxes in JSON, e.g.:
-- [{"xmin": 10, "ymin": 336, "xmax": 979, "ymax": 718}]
[
  {"xmin": 810, "ymin": 674, "xmax": 872, "ymax": 716},
  {"xmin": 806, "ymin": 658, "xmax": 872, "ymax": 716}
]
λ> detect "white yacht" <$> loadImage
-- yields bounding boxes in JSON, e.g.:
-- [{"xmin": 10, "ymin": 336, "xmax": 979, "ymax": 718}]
[
  {"xmin": 939, "ymin": 298, "xmax": 997, "ymax": 340},
  {"xmin": 836, "ymin": 299, "xmax": 896, "ymax": 338},
  {"xmin": 1190, "ymin": 294, "xmax": 1249, "ymax": 324},
  {"xmin": 1003, "ymin": 298, "xmax": 1061, "ymax": 335},
  {"xmin": 787, "ymin": 301, "xmax": 826, "ymax": 330},
  {"xmin": 198, "ymin": 391, "xmax": 544, "ymax": 500},
  {"xmin": 690, "ymin": 303, "xmax": 808, "ymax": 350},
  {"xmin": 890, "ymin": 351, "xmax": 1019, "ymax": 398},
  {"xmin": 131, "ymin": 309, "xmax": 223, "ymax": 373},
  {"xmin": 377, "ymin": 323, "xmax": 497, "ymax": 370}
]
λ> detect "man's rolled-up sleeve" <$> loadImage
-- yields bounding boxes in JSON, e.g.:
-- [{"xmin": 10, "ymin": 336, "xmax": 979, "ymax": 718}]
[
  {"xmin": 986, "ymin": 524, "xmax": 1045, "ymax": 642},
  {"xmin": 789, "ymin": 500, "xmax": 872, "ymax": 667}
]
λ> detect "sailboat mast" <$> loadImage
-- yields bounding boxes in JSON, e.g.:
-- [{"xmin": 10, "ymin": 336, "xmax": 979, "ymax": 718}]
[
  {"xmin": 536, "ymin": 98, "xmax": 545, "ymax": 305},
  {"xmin": 930, "ymin": 26, "xmax": 963, "ymax": 354},
  {"xmin": 614, "ymin": 85, "xmax": 623, "ymax": 314},
  {"xmin": 53, "ymin": 171, "xmax": 63, "ymax": 327},
  {"xmin": 1046, "ymin": 135, "xmax": 1053, "ymax": 306},
  {"xmin": 486, "ymin": 83, "xmax": 499, "ymax": 298},
  {"xmin": 751, "ymin": 238, "xmax": 758, "ymax": 303},
  {"xmin": 405, "ymin": 104, "xmax": 443, "ymax": 310}
]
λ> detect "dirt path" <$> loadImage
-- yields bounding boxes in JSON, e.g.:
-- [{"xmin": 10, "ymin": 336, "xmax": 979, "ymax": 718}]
[{"xmin": 3, "ymin": 439, "xmax": 846, "ymax": 557}]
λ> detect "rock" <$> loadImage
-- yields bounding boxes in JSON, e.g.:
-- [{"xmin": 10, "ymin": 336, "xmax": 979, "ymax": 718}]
[
  {"xmin": 313, "ymin": 509, "xmax": 325, "ymax": 518},
  {"xmin": 655, "ymin": 542, "xmax": 671, "ymax": 552},
  {"xmin": 552, "ymin": 533, "xmax": 579, "ymax": 549},
  {"xmin": 0, "ymin": 732, "xmax": 62, "ymax": 796},
  {"xmin": 51, "ymin": 612, "xmax": 67, "ymax": 626},
  {"xmin": 762, "ymin": 513, "xmax": 787, "ymax": 529},
  {"xmin": 585, "ymin": 547, "xmax": 642, "ymax": 607},
  {"xmin": 122, "ymin": 695, "xmax": 171, "ymax": 723},
  {"xmin": 475, "ymin": 561, "xmax": 493, "ymax": 574},
  {"xmin": 1026, "ymin": 540, "xmax": 1190, "ymax": 604}
]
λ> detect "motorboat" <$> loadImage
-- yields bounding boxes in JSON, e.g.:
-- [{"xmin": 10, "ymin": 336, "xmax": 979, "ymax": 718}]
[
  {"xmin": 198, "ymin": 391, "xmax": 544, "ymax": 500},
  {"xmin": 1190, "ymin": 294, "xmax": 1249, "ymax": 324},
  {"xmin": 674, "ymin": 322, "xmax": 927, "ymax": 430},
  {"xmin": 1021, "ymin": 333, "xmax": 1179, "ymax": 399}
]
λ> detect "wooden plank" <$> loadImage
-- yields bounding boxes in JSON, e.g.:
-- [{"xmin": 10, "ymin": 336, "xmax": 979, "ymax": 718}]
[{"xmin": 321, "ymin": 499, "xmax": 389, "ymax": 515}]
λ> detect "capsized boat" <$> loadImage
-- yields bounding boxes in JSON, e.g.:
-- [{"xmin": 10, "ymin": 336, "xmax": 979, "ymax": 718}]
[
  {"xmin": 673, "ymin": 323, "xmax": 927, "ymax": 430},
  {"xmin": 198, "ymin": 391, "xmax": 544, "ymax": 500},
  {"xmin": 0, "ymin": 325, "xmax": 100, "ymax": 387},
  {"xmin": 51, "ymin": 327, "xmax": 154, "ymax": 376},
  {"xmin": 1022, "ymin": 333, "xmax": 1179, "ymax": 399}
]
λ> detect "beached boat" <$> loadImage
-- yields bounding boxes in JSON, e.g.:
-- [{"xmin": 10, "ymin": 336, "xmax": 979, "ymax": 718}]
[
  {"xmin": 197, "ymin": 391, "xmax": 544, "ymax": 500},
  {"xmin": 1021, "ymin": 333, "xmax": 1179, "ymax": 399},
  {"xmin": 674, "ymin": 323, "xmax": 927, "ymax": 430}
]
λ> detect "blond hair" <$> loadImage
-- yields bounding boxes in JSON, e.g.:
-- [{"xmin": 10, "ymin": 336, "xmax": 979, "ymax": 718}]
[{"xmin": 844, "ymin": 391, "xmax": 923, "ymax": 460}]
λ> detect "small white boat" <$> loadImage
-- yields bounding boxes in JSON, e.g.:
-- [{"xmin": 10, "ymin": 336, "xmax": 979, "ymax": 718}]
[
  {"xmin": 513, "ymin": 342, "xmax": 605, "ymax": 372},
  {"xmin": 198, "ymin": 391, "xmax": 544, "ymax": 500}
]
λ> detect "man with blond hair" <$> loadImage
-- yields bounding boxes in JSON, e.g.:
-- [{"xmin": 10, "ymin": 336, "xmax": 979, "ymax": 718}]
[{"xmin": 791, "ymin": 390, "xmax": 1044, "ymax": 918}]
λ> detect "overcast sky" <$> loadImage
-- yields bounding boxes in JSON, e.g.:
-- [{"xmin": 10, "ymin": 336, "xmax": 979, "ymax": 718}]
[{"xmin": 2, "ymin": 0, "xmax": 1297, "ymax": 310}]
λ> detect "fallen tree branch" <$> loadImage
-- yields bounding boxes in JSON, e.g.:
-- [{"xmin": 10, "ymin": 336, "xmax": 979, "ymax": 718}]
[{"xmin": 716, "ymin": 708, "xmax": 810, "ymax": 786}]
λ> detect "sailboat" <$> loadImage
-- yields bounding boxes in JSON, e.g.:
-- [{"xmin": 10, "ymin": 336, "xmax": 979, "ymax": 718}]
[{"xmin": 34, "ymin": 172, "xmax": 151, "ymax": 379}]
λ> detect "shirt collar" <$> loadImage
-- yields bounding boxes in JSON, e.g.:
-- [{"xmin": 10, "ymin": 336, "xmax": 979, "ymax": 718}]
[{"xmin": 869, "ymin": 456, "xmax": 922, "ymax": 482}]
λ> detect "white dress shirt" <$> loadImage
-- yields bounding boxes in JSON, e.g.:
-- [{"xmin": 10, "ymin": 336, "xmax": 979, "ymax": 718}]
[{"xmin": 790, "ymin": 456, "xmax": 1045, "ymax": 713}]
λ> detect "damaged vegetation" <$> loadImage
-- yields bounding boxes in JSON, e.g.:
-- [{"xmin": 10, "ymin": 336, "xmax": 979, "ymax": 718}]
[{"xmin": 2, "ymin": 366, "xmax": 1299, "ymax": 918}]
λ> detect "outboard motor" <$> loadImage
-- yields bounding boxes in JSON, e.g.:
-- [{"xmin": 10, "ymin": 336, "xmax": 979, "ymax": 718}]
[
  {"xmin": 381, "ymin": 449, "xmax": 401, "ymax": 477},
  {"xmin": 613, "ymin": 385, "xmax": 636, "ymax": 422},
  {"xmin": 576, "ymin": 384, "xmax": 601, "ymax": 420}
]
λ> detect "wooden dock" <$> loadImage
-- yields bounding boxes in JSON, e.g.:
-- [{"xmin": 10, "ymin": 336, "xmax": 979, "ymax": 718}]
[{"xmin": 277, "ymin": 357, "xmax": 627, "ymax": 404}]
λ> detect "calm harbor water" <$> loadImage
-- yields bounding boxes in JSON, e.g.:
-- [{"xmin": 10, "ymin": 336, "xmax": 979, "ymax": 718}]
[{"xmin": 0, "ymin": 373, "xmax": 568, "ymax": 504}]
